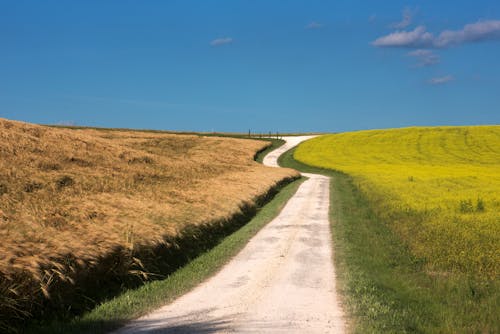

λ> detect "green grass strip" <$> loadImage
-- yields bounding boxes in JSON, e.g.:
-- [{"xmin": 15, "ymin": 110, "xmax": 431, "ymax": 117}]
[
  {"xmin": 31, "ymin": 177, "xmax": 305, "ymax": 334},
  {"xmin": 254, "ymin": 138, "xmax": 285, "ymax": 163},
  {"xmin": 279, "ymin": 147, "xmax": 499, "ymax": 334}
]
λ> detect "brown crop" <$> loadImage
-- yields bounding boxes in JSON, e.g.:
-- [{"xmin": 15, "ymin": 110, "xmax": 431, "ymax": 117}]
[{"xmin": 0, "ymin": 118, "xmax": 297, "ymax": 328}]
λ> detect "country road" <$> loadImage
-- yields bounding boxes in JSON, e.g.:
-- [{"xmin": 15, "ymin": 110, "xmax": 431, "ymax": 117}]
[{"xmin": 114, "ymin": 136, "xmax": 346, "ymax": 333}]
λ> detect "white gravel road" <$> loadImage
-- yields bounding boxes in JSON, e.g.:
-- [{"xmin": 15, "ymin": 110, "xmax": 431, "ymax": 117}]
[{"xmin": 114, "ymin": 136, "xmax": 346, "ymax": 333}]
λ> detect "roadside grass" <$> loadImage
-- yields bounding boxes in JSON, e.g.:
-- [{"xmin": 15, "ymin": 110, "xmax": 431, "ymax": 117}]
[
  {"xmin": 28, "ymin": 177, "xmax": 305, "ymax": 334},
  {"xmin": 254, "ymin": 139, "xmax": 285, "ymax": 163},
  {"xmin": 279, "ymin": 147, "xmax": 499, "ymax": 333}
]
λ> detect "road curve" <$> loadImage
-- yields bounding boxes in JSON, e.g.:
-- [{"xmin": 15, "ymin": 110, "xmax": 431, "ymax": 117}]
[{"xmin": 114, "ymin": 136, "xmax": 346, "ymax": 333}]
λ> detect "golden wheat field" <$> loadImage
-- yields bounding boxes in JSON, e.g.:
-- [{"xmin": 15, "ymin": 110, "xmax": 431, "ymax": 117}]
[
  {"xmin": 0, "ymin": 118, "xmax": 297, "ymax": 324},
  {"xmin": 295, "ymin": 126, "xmax": 499, "ymax": 279}
]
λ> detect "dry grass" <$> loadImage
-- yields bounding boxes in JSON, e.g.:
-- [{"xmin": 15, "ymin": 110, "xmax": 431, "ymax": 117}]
[{"xmin": 0, "ymin": 118, "xmax": 297, "ymax": 330}]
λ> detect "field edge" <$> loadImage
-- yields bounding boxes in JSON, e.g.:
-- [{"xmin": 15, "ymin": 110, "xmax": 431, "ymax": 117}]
[{"xmin": 27, "ymin": 176, "xmax": 306, "ymax": 334}]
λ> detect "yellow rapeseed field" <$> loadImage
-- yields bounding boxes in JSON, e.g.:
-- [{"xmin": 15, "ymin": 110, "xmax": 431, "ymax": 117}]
[{"xmin": 295, "ymin": 126, "xmax": 499, "ymax": 279}]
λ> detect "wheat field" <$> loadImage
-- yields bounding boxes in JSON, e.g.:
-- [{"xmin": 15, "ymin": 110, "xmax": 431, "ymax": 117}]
[
  {"xmin": 0, "ymin": 118, "xmax": 297, "ymax": 328},
  {"xmin": 295, "ymin": 126, "xmax": 499, "ymax": 279}
]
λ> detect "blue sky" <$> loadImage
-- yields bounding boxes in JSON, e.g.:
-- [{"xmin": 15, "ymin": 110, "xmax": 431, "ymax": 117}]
[{"xmin": 1, "ymin": 1, "xmax": 499, "ymax": 133}]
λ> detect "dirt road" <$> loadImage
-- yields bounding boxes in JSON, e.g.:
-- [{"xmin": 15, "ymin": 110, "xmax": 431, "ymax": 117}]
[{"xmin": 115, "ymin": 136, "xmax": 345, "ymax": 333}]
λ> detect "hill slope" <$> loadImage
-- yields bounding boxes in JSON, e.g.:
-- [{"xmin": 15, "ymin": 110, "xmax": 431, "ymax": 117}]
[
  {"xmin": 295, "ymin": 126, "xmax": 499, "ymax": 278},
  {"xmin": 0, "ymin": 118, "xmax": 297, "ymax": 330}
]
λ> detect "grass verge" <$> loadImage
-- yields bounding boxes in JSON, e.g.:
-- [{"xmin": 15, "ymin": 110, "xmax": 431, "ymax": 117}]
[
  {"xmin": 279, "ymin": 147, "xmax": 499, "ymax": 333},
  {"xmin": 28, "ymin": 177, "xmax": 305, "ymax": 334},
  {"xmin": 254, "ymin": 138, "xmax": 285, "ymax": 163}
]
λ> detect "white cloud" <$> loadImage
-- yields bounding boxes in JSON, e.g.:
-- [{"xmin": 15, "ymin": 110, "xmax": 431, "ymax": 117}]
[
  {"xmin": 407, "ymin": 49, "xmax": 440, "ymax": 66},
  {"xmin": 434, "ymin": 20, "xmax": 500, "ymax": 47},
  {"xmin": 372, "ymin": 26, "xmax": 434, "ymax": 48},
  {"xmin": 391, "ymin": 7, "xmax": 416, "ymax": 29},
  {"xmin": 305, "ymin": 22, "xmax": 324, "ymax": 30},
  {"xmin": 428, "ymin": 75, "xmax": 454, "ymax": 85},
  {"xmin": 210, "ymin": 37, "xmax": 233, "ymax": 47},
  {"xmin": 373, "ymin": 20, "xmax": 500, "ymax": 48}
]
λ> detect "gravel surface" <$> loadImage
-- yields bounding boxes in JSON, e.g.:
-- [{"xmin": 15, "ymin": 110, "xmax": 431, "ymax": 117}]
[{"xmin": 114, "ymin": 136, "xmax": 346, "ymax": 333}]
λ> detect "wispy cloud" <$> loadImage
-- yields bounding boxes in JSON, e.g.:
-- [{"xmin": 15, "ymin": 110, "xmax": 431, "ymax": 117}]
[
  {"xmin": 428, "ymin": 75, "xmax": 454, "ymax": 85},
  {"xmin": 210, "ymin": 37, "xmax": 233, "ymax": 47},
  {"xmin": 368, "ymin": 14, "xmax": 377, "ymax": 23},
  {"xmin": 372, "ymin": 26, "xmax": 434, "ymax": 48},
  {"xmin": 434, "ymin": 20, "xmax": 500, "ymax": 47},
  {"xmin": 305, "ymin": 22, "xmax": 324, "ymax": 30},
  {"xmin": 373, "ymin": 20, "xmax": 500, "ymax": 48},
  {"xmin": 56, "ymin": 120, "xmax": 76, "ymax": 126},
  {"xmin": 390, "ymin": 7, "xmax": 416, "ymax": 29},
  {"xmin": 407, "ymin": 49, "xmax": 440, "ymax": 67}
]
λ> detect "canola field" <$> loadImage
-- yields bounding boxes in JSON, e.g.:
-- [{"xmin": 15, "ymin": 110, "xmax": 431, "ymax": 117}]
[{"xmin": 295, "ymin": 126, "xmax": 499, "ymax": 279}]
